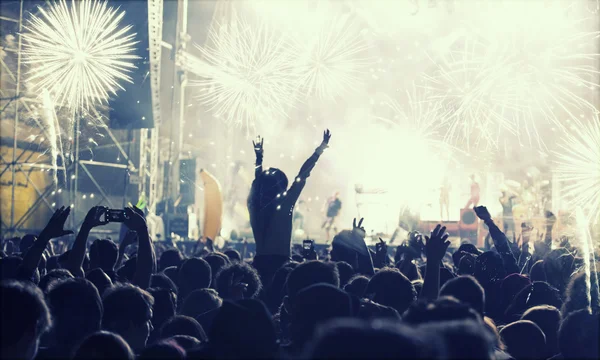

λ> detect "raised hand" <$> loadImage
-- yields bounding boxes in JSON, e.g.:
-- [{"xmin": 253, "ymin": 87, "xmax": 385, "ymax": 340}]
[
  {"xmin": 82, "ymin": 206, "xmax": 108, "ymax": 229},
  {"xmin": 122, "ymin": 230, "xmax": 138, "ymax": 248},
  {"xmin": 353, "ymin": 218, "xmax": 366, "ymax": 238},
  {"xmin": 425, "ymin": 224, "xmax": 450, "ymax": 264},
  {"xmin": 253, "ymin": 136, "xmax": 264, "ymax": 158},
  {"xmin": 124, "ymin": 207, "xmax": 147, "ymax": 232},
  {"xmin": 545, "ymin": 211, "xmax": 557, "ymax": 227},
  {"xmin": 317, "ymin": 129, "xmax": 332, "ymax": 151},
  {"xmin": 40, "ymin": 206, "xmax": 74, "ymax": 239},
  {"xmin": 521, "ymin": 222, "xmax": 533, "ymax": 243},
  {"xmin": 474, "ymin": 206, "xmax": 492, "ymax": 222}
]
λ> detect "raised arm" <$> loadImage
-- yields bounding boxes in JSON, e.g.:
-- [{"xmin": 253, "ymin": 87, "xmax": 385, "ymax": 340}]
[
  {"xmin": 253, "ymin": 136, "xmax": 264, "ymax": 179},
  {"xmin": 286, "ymin": 129, "xmax": 331, "ymax": 202},
  {"xmin": 19, "ymin": 207, "xmax": 73, "ymax": 281},
  {"xmin": 67, "ymin": 206, "xmax": 106, "ymax": 277},
  {"xmin": 116, "ymin": 230, "xmax": 137, "ymax": 269},
  {"xmin": 125, "ymin": 207, "xmax": 155, "ymax": 290},
  {"xmin": 543, "ymin": 211, "xmax": 556, "ymax": 246},
  {"xmin": 474, "ymin": 206, "xmax": 519, "ymax": 275},
  {"xmin": 420, "ymin": 224, "xmax": 450, "ymax": 301}
]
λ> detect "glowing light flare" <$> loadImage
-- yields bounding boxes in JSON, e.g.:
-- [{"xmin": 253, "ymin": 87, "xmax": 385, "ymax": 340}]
[
  {"xmin": 554, "ymin": 116, "xmax": 600, "ymax": 223},
  {"xmin": 41, "ymin": 89, "xmax": 65, "ymax": 186},
  {"xmin": 191, "ymin": 14, "xmax": 298, "ymax": 135},
  {"xmin": 575, "ymin": 208, "xmax": 600, "ymax": 311},
  {"xmin": 22, "ymin": 0, "xmax": 139, "ymax": 112}
]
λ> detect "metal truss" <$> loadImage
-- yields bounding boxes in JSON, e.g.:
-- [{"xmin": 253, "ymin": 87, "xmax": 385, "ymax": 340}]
[
  {"xmin": 0, "ymin": 0, "xmax": 148, "ymax": 236},
  {"xmin": 138, "ymin": 0, "xmax": 164, "ymax": 216}
]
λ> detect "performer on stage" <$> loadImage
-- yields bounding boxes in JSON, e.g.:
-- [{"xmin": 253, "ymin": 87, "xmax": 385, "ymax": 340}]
[
  {"xmin": 465, "ymin": 174, "xmax": 480, "ymax": 209},
  {"xmin": 499, "ymin": 190, "xmax": 517, "ymax": 236},
  {"xmin": 322, "ymin": 191, "xmax": 342, "ymax": 242}
]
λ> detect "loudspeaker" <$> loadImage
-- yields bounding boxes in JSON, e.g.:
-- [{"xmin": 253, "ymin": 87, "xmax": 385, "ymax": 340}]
[
  {"xmin": 108, "ymin": 1, "xmax": 154, "ymax": 129},
  {"xmin": 459, "ymin": 208, "xmax": 479, "ymax": 246},
  {"xmin": 459, "ymin": 208, "xmax": 478, "ymax": 231},
  {"xmin": 179, "ymin": 159, "xmax": 196, "ymax": 206}
]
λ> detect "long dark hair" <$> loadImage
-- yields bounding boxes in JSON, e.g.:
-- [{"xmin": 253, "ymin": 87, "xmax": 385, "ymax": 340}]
[{"xmin": 248, "ymin": 168, "xmax": 288, "ymax": 214}]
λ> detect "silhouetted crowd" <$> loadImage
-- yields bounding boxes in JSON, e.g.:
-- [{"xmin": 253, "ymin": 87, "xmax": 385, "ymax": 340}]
[{"xmin": 1, "ymin": 130, "xmax": 599, "ymax": 359}]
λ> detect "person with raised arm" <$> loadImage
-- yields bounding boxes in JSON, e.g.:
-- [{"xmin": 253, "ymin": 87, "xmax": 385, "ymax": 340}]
[
  {"xmin": 248, "ymin": 130, "xmax": 331, "ymax": 286},
  {"xmin": 474, "ymin": 205, "xmax": 519, "ymax": 275},
  {"xmin": 124, "ymin": 207, "xmax": 156, "ymax": 290},
  {"xmin": 420, "ymin": 224, "xmax": 451, "ymax": 301},
  {"xmin": 66, "ymin": 206, "xmax": 107, "ymax": 277},
  {"xmin": 17, "ymin": 206, "xmax": 73, "ymax": 282}
]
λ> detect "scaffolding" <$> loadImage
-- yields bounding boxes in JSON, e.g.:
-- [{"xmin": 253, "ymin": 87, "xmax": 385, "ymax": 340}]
[{"xmin": 0, "ymin": 0, "xmax": 164, "ymax": 236}]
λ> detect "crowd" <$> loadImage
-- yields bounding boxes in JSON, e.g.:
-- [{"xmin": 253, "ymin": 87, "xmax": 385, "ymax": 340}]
[{"xmin": 1, "ymin": 129, "xmax": 599, "ymax": 359}]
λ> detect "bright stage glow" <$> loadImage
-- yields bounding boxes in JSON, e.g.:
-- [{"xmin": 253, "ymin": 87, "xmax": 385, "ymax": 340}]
[
  {"xmin": 191, "ymin": 13, "xmax": 298, "ymax": 135},
  {"xmin": 22, "ymin": 0, "xmax": 138, "ymax": 112},
  {"xmin": 555, "ymin": 115, "xmax": 600, "ymax": 223},
  {"xmin": 334, "ymin": 86, "xmax": 456, "ymax": 217}
]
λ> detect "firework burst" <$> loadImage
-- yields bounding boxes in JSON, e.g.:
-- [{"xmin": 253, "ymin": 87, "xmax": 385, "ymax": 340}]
[
  {"xmin": 554, "ymin": 115, "xmax": 600, "ymax": 223},
  {"xmin": 191, "ymin": 14, "xmax": 298, "ymax": 135},
  {"xmin": 22, "ymin": 0, "xmax": 138, "ymax": 112},
  {"xmin": 293, "ymin": 13, "xmax": 372, "ymax": 101},
  {"xmin": 484, "ymin": 2, "xmax": 600, "ymax": 137},
  {"xmin": 421, "ymin": 33, "xmax": 518, "ymax": 150}
]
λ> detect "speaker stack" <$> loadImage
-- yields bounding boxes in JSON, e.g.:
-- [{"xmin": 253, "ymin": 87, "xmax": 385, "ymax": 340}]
[{"xmin": 459, "ymin": 208, "xmax": 480, "ymax": 247}]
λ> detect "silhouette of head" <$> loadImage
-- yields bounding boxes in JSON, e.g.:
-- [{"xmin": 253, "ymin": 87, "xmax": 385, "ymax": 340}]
[
  {"xmin": 72, "ymin": 331, "xmax": 134, "ymax": 360},
  {"xmin": 500, "ymin": 320, "xmax": 546, "ymax": 360},
  {"xmin": 177, "ymin": 258, "xmax": 212, "ymax": 300},
  {"xmin": 181, "ymin": 288, "xmax": 222, "ymax": 318},
  {"xmin": 89, "ymin": 239, "xmax": 118, "ymax": 272},
  {"xmin": 289, "ymin": 283, "xmax": 352, "ymax": 349},
  {"xmin": 102, "ymin": 284, "xmax": 154, "ymax": 351},
  {"xmin": 46, "ymin": 278, "xmax": 103, "ymax": 353},
  {"xmin": 365, "ymin": 268, "xmax": 416, "ymax": 314},
  {"xmin": 215, "ymin": 262, "xmax": 262, "ymax": 300},
  {"xmin": 306, "ymin": 318, "xmax": 425, "ymax": 359},
  {"xmin": 86, "ymin": 268, "xmax": 113, "ymax": 296},
  {"xmin": 38, "ymin": 268, "xmax": 74, "ymax": 294},
  {"xmin": 440, "ymin": 275, "xmax": 485, "ymax": 316},
  {"xmin": 250, "ymin": 168, "xmax": 289, "ymax": 212},
  {"xmin": 343, "ymin": 275, "xmax": 369, "ymax": 298},
  {"xmin": 419, "ymin": 319, "xmax": 495, "ymax": 360},
  {"xmin": 159, "ymin": 249, "xmax": 184, "ymax": 272},
  {"xmin": 521, "ymin": 305, "xmax": 561, "ymax": 358},
  {"xmin": 558, "ymin": 309, "xmax": 599, "ymax": 359},
  {"xmin": 286, "ymin": 261, "xmax": 340, "ymax": 303},
  {"xmin": 147, "ymin": 288, "xmax": 177, "ymax": 343},
  {"xmin": 138, "ymin": 339, "xmax": 186, "ymax": 360},
  {"xmin": 160, "ymin": 315, "xmax": 207, "ymax": 342},
  {"xmin": 0, "ymin": 280, "xmax": 51, "ymax": 360}
]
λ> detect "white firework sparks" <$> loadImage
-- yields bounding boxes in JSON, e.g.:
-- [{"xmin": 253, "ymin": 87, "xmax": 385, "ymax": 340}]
[
  {"xmin": 22, "ymin": 0, "xmax": 138, "ymax": 112},
  {"xmin": 555, "ymin": 115, "xmax": 600, "ymax": 223},
  {"xmin": 191, "ymin": 14, "xmax": 298, "ymax": 135},
  {"xmin": 293, "ymin": 13, "xmax": 372, "ymax": 101},
  {"xmin": 484, "ymin": 2, "xmax": 600, "ymax": 137},
  {"xmin": 421, "ymin": 33, "xmax": 517, "ymax": 150}
]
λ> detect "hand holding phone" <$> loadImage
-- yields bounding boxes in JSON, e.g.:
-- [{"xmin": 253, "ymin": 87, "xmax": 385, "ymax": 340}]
[
  {"xmin": 302, "ymin": 239, "xmax": 316, "ymax": 260},
  {"xmin": 106, "ymin": 209, "xmax": 129, "ymax": 223}
]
